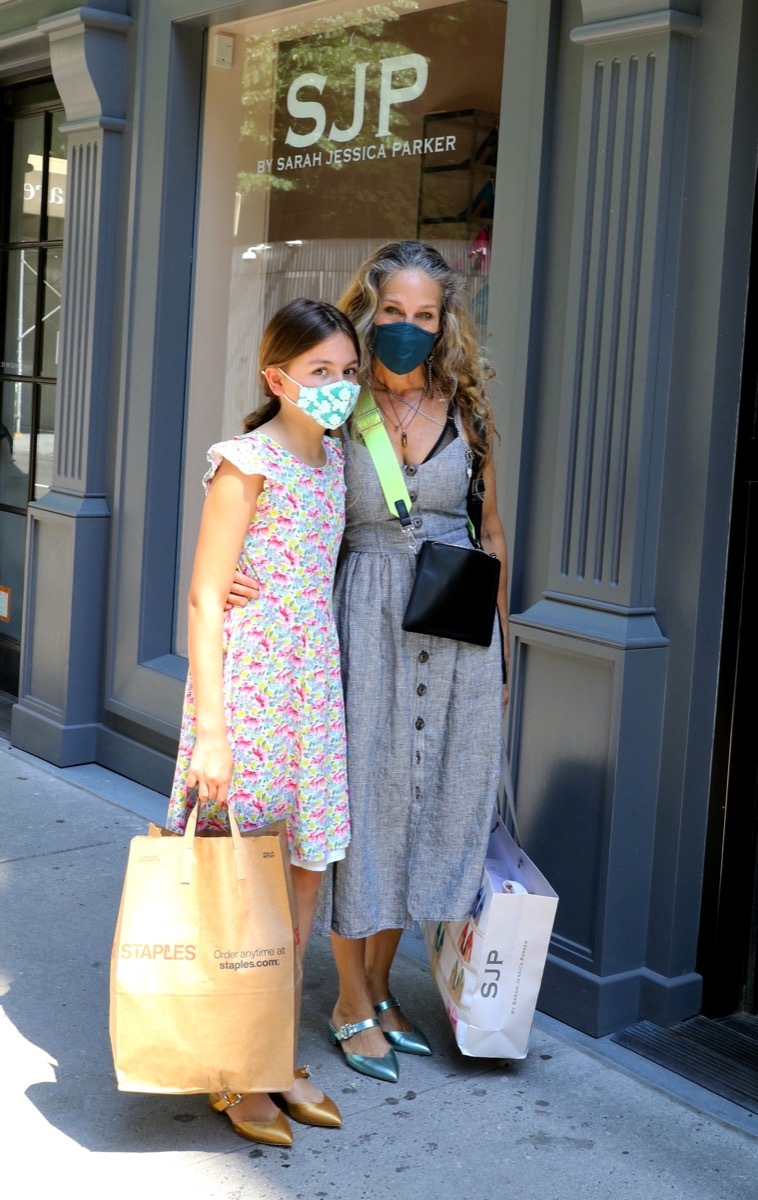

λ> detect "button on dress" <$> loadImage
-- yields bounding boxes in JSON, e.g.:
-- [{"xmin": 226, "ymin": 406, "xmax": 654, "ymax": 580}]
[
  {"xmin": 317, "ymin": 428, "xmax": 502, "ymax": 937},
  {"xmin": 167, "ymin": 431, "xmax": 350, "ymax": 866}
]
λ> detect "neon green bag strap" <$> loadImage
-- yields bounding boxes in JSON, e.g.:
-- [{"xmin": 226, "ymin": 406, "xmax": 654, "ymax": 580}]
[
  {"xmin": 353, "ymin": 390, "xmax": 478, "ymax": 544},
  {"xmin": 353, "ymin": 391, "xmax": 413, "ymax": 527}
]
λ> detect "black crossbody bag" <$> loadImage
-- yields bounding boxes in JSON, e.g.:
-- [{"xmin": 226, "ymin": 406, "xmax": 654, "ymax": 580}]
[{"xmin": 354, "ymin": 394, "xmax": 500, "ymax": 648}]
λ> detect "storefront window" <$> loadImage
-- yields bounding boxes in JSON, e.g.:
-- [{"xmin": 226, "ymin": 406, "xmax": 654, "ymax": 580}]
[
  {"xmin": 177, "ymin": 0, "xmax": 507, "ymax": 651},
  {"xmin": 0, "ymin": 80, "xmax": 66, "ymax": 679}
]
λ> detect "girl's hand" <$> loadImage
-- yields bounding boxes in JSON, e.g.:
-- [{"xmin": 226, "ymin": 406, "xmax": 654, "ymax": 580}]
[
  {"xmin": 187, "ymin": 734, "xmax": 234, "ymax": 805},
  {"xmin": 225, "ymin": 569, "xmax": 261, "ymax": 611}
]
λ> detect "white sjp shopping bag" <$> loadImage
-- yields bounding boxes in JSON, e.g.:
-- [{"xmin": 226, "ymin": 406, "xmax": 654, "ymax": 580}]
[{"xmin": 424, "ymin": 765, "xmax": 558, "ymax": 1059}]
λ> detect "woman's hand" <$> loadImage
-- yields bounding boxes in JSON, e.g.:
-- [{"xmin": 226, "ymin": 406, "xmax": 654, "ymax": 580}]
[
  {"xmin": 187, "ymin": 733, "xmax": 234, "ymax": 806},
  {"xmin": 225, "ymin": 569, "xmax": 261, "ymax": 611}
]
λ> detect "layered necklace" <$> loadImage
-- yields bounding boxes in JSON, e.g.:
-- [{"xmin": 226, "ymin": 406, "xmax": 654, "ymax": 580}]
[{"xmin": 373, "ymin": 379, "xmax": 449, "ymax": 448}]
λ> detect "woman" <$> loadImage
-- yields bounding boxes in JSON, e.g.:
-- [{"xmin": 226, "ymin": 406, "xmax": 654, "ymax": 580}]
[{"xmin": 230, "ymin": 241, "xmax": 509, "ymax": 1082}]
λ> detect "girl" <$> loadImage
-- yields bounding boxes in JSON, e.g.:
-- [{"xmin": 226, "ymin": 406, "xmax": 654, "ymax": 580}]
[{"xmin": 166, "ymin": 298, "xmax": 361, "ymax": 1145}]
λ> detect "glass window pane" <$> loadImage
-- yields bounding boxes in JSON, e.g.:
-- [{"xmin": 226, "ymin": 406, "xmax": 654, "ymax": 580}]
[
  {"xmin": 0, "ymin": 509, "xmax": 26, "ymax": 640},
  {"xmin": 194, "ymin": 0, "xmax": 506, "ymax": 439},
  {"xmin": 35, "ymin": 382, "xmax": 56, "ymax": 498},
  {"xmin": 7, "ymin": 113, "xmax": 45, "ymax": 244},
  {"xmin": 46, "ymin": 110, "xmax": 68, "ymax": 241},
  {"xmin": 0, "ymin": 380, "xmax": 31, "ymax": 508},
  {"xmin": 177, "ymin": 0, "xmax": 506, "ymax": 657},
  {"xmin": 41, "ymin": 246, "xmax": 63, "ymax": 378},
  {"xmin": 0, "ymin": 249, "xmax": 39, "ymax": 377}
]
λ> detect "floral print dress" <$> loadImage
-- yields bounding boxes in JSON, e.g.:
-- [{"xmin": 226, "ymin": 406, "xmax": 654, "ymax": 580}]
[{"xmin": 167, "ymin": 430, "xmax": 350, "ymax": 867}]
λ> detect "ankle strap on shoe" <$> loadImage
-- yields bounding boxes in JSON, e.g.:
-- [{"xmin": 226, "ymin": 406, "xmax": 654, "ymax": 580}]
[
  {"xmin": 332, "ymin": 1017, "xmax": 380, "ymax": 1041},
  {"xmin": 374, "ymin": 997, "xmax": 400, "ymax": 1014}
]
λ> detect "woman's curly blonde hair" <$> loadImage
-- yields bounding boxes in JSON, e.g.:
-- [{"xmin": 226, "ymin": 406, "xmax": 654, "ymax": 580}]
[{"xmin": 338, "ymin": 240, "xmax": 494, "ymax": 464}]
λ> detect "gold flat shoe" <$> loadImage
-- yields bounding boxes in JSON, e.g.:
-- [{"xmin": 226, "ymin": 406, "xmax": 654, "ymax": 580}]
[
  {"xmin": 208, "ymin": 1090, "xmax": 294, "ymax": 1147},
  {"xmin": 274, "ymin": 1066, "xmax": 342, "ymax": 1128}
]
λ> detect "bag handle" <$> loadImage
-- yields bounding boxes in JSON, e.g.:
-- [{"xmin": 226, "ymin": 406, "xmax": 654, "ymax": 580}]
[
  {"xmin": 180, "ymin": 801, "xmax": 246, "ymax": 885},
  {"xmin": 497, "ymin": 740, "xmax": 522, "ymax": 847}
]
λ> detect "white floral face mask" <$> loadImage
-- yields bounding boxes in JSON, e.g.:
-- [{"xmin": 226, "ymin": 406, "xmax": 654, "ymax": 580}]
[{"xmin": 278, "ymin": 369, "xmax": 360, "ymax": 429}]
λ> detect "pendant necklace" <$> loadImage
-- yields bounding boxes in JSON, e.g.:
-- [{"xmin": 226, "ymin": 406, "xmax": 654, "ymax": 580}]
[
  {"xmin": 384, "ymin": 393, "xmax": 421, "ymax": 448},
  {"xmin": 373, "ymin": 380, "xmax": 449, "ymax": 448}
]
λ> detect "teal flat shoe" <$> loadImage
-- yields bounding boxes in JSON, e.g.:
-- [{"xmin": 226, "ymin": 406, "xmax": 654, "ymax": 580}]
[
  {"xmin": 328, "ymin": 1017, "xmax": 399, "ymax": 1082},
  {"xmin": 375, "ymin": 997, "xmax": 432, "ymax": 1056}
]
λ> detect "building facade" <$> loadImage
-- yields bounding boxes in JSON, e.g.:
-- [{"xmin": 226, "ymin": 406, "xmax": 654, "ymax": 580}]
[{"xmin": 1, "ymin": 0, "xmax": 756, "ymax": 1036}]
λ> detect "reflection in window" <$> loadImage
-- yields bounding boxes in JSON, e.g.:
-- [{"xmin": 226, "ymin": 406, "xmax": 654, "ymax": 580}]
[
  {"xmin": 1, "ymin": 249, "xmax": 39, "ymax": 378},
  {"xmin": 0, "ymin": 510, "xmax": 25, "ymax": 638},
  {"xmin": 35, "ymin": 383, "xmax": 57, "ymax": 498},
  {"xmin": 0, "ymin": 382, "xmax": 31, "ymax": 509},
  {"xmin": 41, "ymin": 246, "xmax": 63, "ymax": 379},
  {"xmin": 8, "ymin": 113, "xmax": 45, "ymax": 245}
]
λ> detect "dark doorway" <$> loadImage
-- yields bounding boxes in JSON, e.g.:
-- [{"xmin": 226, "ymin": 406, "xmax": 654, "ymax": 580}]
[
  {"xmin": 0, "ymin": 79, "xmax": 66, "ymax": 694},
  {"xmin": 698, "ymin": 169, "xmax": 758, "ymax": 1018}
]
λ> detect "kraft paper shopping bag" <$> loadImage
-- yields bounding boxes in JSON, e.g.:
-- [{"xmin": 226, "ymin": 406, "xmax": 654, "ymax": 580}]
[{"xmin": 110, "ymin": 809, "xmax": 300, "ymax": 1094}]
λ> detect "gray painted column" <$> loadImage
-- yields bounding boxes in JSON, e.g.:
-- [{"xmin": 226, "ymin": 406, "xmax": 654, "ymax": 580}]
[
  {"xmin": 509, "ymin": 1, "xmax": 702, "ymax": 1034},
  {"xmin": 11, "ymin": 6, "xmax": 131, "ymax": 764}
]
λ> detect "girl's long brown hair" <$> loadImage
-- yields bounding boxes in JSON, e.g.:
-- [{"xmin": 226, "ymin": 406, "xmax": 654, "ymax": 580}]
[
  {"xmin": 244, "ymin": 298, "xmax": 362, "ymax": 432},
  {"xmin": 338, "ymin": 240, "xmax": 494, "ymax": 464}
]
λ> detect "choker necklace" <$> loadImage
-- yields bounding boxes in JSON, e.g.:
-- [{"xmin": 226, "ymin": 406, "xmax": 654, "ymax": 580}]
[{"xmin": 373, "ymin": 377, "xmax": 447, "ymax": 407}]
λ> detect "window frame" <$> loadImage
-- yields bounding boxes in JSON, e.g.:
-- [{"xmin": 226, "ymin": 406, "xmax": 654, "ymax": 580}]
[{"xmin": 0, "ymin": 79, "xmax": 64, "ymax": 517}]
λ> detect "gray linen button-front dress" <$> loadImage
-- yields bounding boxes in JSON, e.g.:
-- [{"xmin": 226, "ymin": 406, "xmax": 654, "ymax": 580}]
[{"xmin": 317, "ymin": 420, "xmax": 503, "ymax": 938}]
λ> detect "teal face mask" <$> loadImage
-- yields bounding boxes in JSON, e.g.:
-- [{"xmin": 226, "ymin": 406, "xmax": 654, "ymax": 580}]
[
  {"xmin": 370, "ymin": 321, "xmax": 437, "ymax": 375},
  {"xmin": 279, "ymin": 370, "xmax": 360, "ymax": 429}
]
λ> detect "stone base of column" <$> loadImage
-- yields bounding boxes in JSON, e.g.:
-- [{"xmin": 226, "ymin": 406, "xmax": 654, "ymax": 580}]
[
  {"xmin": 96, "ymin": 724, "xmax": 176, "ymax": 797},
  {"xmin": 539, "ymin": 955, "xmax": 702, "ymax": 1037},
  {"xmin": 14, "ymin": 493, "xmax": 109, "ymax": 766},
  {"xmin": 509, "ymin": 599, "xmax": 678, "ymax": 1036},
  {"xmin": 11, "ymin": 702, "xmax": 177, "ymax": 792},
  {"xmin": 11, "ymin": 701, "xmax": 100, "ymax": 766}
]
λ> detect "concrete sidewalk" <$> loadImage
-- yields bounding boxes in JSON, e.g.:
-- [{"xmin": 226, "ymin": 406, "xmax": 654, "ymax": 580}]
[{"xmin": 0, "ymin": 737, "xmax": 755, "ymax": 1200}]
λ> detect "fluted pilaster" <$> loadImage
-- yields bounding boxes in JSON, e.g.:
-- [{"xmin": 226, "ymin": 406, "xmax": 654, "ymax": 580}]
[
  {"xmin": 546, "ymin": 5, "xmax": 701, "ymax": 613},
  {"xmin": 41, "ymin": 6, "xmax": 131, "ymax": 493},
  {"xmin": 12, "ymin": 7, "xmax": 131, "ymax": 764}
]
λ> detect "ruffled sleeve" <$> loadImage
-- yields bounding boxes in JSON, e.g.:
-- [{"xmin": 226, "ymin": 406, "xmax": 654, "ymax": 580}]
[
  {"xmin": 202, "ymin": 433, "xmax": 270, "ymax": 494},
  {"xmin": 326, "ymin": 434, "xmax": 345, "ymax": 464}
]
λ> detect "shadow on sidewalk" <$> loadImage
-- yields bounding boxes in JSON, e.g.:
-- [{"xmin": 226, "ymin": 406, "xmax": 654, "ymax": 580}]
[{"xmin": 0, "ymin": 776, "xmax": 520, "ymax": 1156}]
